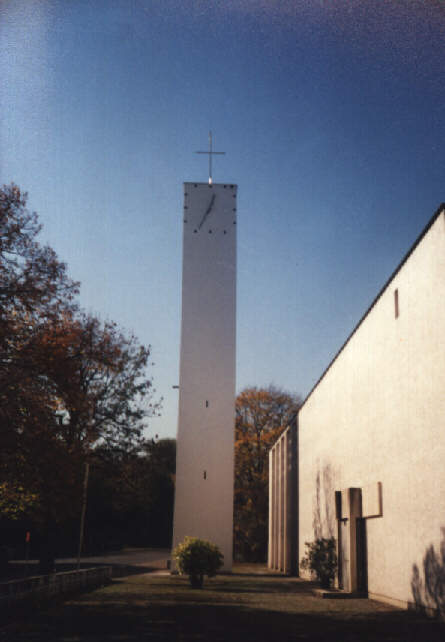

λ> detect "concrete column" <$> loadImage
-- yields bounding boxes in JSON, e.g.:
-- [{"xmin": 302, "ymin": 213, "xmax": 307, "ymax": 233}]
[
  {"xmin": 272, "ymin": 441, "xmax": 276, "ymax": 569},
  {"xmin": 267, "ymin": 448, "xmax": 275, "ymax": 568},
  {"xmin": 272, "ymin": 446, "xmax": 277, "ymax": 568},
  {"xmin": 272, "ymin": 445, "xmax": 277, "ymax": 568},
  {"xmin": 348, "ymin": 488, "xmax": 362, "ymax": 593},
  {"xmin": 269, "ymin": 446, "xmax": 278, "ymax": 568},
  {"xmin": 290, "ymin": 422, "xmax": 298, "ymax": 576},
  {"xmin": 285, "ymin": 430, "xmax": 293, "ymax": 574},
  {"xmin": 277, "ymin": 440, "xmax": 282, "ymax": 569},
  {"xmin": 338, "ymin": 487, "xmax": 362, "ymax": 593},
  {"xmin": 282, "ymin": 433, "xmax": 288, "ymax": 572}
]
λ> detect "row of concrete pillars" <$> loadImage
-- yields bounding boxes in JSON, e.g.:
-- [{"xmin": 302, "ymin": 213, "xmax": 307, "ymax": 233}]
[
  {"xmin": 268, "ymin": 448, "xmax": 369, "ymax": 595},
  {"xmin": 268, "ymin": 424, "xmax": 298, "ymax": 575}
]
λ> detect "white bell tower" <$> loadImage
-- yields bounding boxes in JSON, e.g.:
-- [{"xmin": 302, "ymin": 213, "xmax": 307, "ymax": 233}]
[{"xmin": 172, "ymin": 135, "xmax": 236, "ymax": 570}]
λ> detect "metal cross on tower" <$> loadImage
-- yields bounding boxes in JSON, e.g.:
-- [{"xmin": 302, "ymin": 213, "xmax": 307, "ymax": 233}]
[{"xmin": 195, "ymin": 131, "xmax": 225, "ymax": 185}]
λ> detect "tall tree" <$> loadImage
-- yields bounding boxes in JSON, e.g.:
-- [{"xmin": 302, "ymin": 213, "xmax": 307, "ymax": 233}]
[
  {"xmin": 0, "ymin": 184, "xmax": 161, "ymax": 570},
  {"xmin": 0, "ymin": 183, "xmax": 78, "ymax": 458},
  {"xmin": 24, "ymin": 311, "xmax": 161, "ymax": 570},
  {"xmin": 0, "ymin": 184, "xmax": 79, "ymax": 551},
  {"xmin": 0, "ymin": 184, "xmax": 78, "ymax": 316},
  {"xmin": 35, "ymin": 311, "xmax": 161, "ymax": 451},
  {"xmin": 234, "ymin": 386, "xmax": 301, "ymax": 562}
]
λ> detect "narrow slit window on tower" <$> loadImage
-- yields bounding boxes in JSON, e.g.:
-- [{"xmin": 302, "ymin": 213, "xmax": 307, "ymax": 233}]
[
  {"xmin": 394, "ymin": 288, "xmax": 399, "ymax": 318},
  {"xmin": 205, "ymin": 400, "xmax": 209, "ymax": 408},
  {"xmin": 203, "ymin": 470, "xmax": 207, "ymax": 480}
]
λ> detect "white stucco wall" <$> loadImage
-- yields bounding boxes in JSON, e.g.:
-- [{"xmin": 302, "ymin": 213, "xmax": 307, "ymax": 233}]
[
  {"xmin": 299, "ymin": 209, "xmax": 445, "ymax": 608},
  {"xmin": 172, "ymin": 182, "xmax": 237, "ymax": 570}
]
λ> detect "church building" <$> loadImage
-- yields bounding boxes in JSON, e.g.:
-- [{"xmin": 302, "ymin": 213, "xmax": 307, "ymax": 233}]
[{"xmin": 269, "ymin": 204, "xmax": 445, "ymax": 614}]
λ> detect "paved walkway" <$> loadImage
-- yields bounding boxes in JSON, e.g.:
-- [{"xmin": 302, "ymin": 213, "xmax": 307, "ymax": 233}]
[
  {"xmin": 62, "ymin": 548, "xmax": 171, "ymax": 570},
  {"xmin": 10, "ymin": 548, "xmax": 171, "ymax": 577}
]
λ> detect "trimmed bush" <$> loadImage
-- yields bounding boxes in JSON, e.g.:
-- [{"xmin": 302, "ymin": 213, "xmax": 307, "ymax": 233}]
[
  {"xmin": 301, "ymin": 537, "xmax": 337, "ymax": 588},
  {"xmin": 173, "ymin": 536, "xmax": 223, "ymax": 588}
]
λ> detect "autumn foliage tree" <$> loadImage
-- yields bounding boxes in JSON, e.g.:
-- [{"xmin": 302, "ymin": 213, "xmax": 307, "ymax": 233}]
[
  {"xmin": 0, "ymin": 184, "xmax": 79, "ymax": 532},
  {"xmin": 34, "ymin": 311, "xmax": 159, "ymax": 451},
  {"xmin": 0, "ymin": 185, "xmax": 76, "ymax": 425},
  {"xmin": 23, "ymin": 312, "xmax": 161, "ymax": 569},
  {"xmin": 234, "ymin": 386, "xmax": 301, "ymax": 562},
  {"xmin": 0, "ymin": 184, "xmax": 161, "ymax": 570}
]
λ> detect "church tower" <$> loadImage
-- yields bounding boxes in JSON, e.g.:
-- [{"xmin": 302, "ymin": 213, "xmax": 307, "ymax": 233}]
[{"xmin": 172, "ymin": 140, "xmax": 236, "ymax": 570}]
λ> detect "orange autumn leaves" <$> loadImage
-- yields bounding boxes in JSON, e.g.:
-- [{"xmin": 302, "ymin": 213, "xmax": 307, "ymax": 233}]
[
  {"xmin": 234, "ymin": 386, "xmax": 301, "ymax": 561},
  {"xmin": 0, "ymin": 184, "xmax": 160, "ymax": 531}
]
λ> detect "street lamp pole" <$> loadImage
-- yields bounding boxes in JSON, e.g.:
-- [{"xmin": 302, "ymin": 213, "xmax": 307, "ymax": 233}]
[{"xmin": 76, "ymin": 461, "xmax": 90, "ymax": 570}]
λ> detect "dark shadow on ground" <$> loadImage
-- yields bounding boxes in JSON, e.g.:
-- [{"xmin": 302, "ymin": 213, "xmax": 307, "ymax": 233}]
[
  {"xmin": 4, "ymin": 608, "xmax": 443, "ymax": 642},
  {"xmin": 2, "ymin": 571, "xmax": 444, "ymax": 642}
]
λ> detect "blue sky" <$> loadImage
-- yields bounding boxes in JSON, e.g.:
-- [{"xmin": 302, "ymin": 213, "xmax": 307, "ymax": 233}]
[{"xmin": 1, "ymin": 0, "xmax": 445, "ymax": 439}]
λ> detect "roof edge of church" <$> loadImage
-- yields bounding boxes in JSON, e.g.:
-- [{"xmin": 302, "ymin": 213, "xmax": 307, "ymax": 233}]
[{"xmin": 300, "ymin": 202, "xmax": 445, "ymax": 412}]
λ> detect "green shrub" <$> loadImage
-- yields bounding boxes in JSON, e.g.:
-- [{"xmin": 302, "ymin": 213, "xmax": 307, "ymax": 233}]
[
  {"xmin": 173, "ymin": 536, "xmax": 223, "ymax": 588},
  {"xmin": 300, "ymin": 537, "xmax": 337, "ymax": 588}
]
